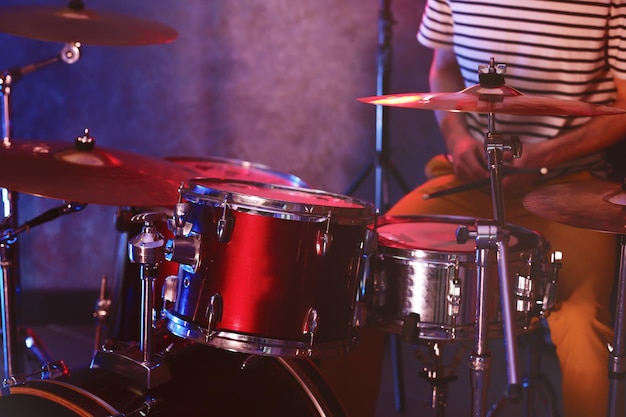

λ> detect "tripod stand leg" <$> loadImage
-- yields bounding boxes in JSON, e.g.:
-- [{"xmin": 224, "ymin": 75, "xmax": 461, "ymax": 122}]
[
  {"xmin": 344, "ymin": 162, "xmax": 374, "ymax": 197},
  {"xmin": 607, "ymin": 235, "xmax": 626, "ymax": 417}
]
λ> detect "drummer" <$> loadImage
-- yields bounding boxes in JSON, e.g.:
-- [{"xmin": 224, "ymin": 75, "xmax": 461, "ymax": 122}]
[{"xmin": 387, "ymin": 2, "xmax": 626, "ymax": 416}]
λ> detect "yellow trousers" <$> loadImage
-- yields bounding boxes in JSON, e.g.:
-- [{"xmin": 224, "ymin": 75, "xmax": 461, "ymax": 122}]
[{"xmin": 386, "ymin": 155, "xmax": 616, "ymax": 417}]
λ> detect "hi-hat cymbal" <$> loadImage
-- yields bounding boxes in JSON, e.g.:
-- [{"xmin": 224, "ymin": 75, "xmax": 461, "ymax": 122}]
[
  {"xmin": 523, "ymin": 180, "xmax": 626, "ymax": 234},
  {"xmin": 358, "ymin": 84, "xmax": 626, "ymax": 116},
  {"xmin": 0, "ymin": 5, "xmax": 178, "ymax": 46},
  {"xmin": 0, "ymin": 139, "xmax": 197, "ymax": 206}
]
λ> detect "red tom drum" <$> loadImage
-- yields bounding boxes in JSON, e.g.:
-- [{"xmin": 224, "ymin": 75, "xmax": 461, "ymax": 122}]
[{"xmin": 164, "ymin": 179, "xmax": 376, "ymax": 357}]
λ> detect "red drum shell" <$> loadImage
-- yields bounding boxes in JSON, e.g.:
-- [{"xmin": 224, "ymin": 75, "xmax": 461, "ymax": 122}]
[{"xmin": 166, "ymin": 179, "xmax": 376, "ymax": 357}]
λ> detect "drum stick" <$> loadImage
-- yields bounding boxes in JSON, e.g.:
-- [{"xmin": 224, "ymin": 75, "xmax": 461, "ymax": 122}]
[{"xmin": 422, "ymin": 167, "xmax": 548, "ymax": 200}]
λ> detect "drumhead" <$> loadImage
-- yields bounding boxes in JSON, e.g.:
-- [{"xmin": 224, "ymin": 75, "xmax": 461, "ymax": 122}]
[
  {"xmin": 0, "ymin": 344, "xmax": 345, "ymax": 417},
  {"xmin": 376, "ymin": 215, "xmax": 546, "ymax": 253},
  {"xmin": 183, "ymin": 178, "xmax": 375, "ymax": 222},
  {"xmin": 166, "ymin": 156, "xmax": 309, "ymax": 187}
]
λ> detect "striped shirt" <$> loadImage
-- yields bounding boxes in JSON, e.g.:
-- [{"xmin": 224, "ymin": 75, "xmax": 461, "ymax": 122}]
[{"xmin": 418, "ymin": 0, "xmax": 626, "ymax": 143}]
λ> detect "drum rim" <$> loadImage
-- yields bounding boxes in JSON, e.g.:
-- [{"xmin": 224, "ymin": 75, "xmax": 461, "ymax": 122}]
[
  {"xmin": 7, "ymin": 380, "xmax": 121, "ymax": 416},
  {"xmin": 375, "ymin": 214, "xmax": 548, "ymax": 254},
  {"xmin": 183, "ymin": 178, "xmax": 376, "ymax": 222},
  {"xmin": 164, "ymin": 310, "xmax": 355, "ymax": 358}
]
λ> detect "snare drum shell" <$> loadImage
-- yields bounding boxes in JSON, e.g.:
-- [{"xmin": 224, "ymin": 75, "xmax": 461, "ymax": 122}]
[
  {"xmin": 170, "ymin": 180, "xmax": 376, "ymax": 355},
  {"xmin": 365, "ymin": 215, "xmax": 549, "ymax": 340}
]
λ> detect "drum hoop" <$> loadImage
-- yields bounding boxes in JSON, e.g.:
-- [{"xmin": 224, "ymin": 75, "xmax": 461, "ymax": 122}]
[
  {"xmin": 9, "ymin": 383, "xmax": 120, "ymax": 417},
  {"xmin": 183, "ymin": 179, "xmax": 375, "ymax": 223},
  {"xmin": 375, "ymin": 214, "xmax": 547, "ymax": 253},
  {"xmin": 277, "ymin": 357, "xmax": 335, "ymax": 417},
  {"xmin": 165, "ymin": 310, "xmax": 353, "ymax": 358}
]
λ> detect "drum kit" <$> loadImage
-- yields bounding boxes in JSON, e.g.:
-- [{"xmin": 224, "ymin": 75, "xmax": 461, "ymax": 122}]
[{"xmin": 0, "ymin": 3, "xmax": 623, "ymax": 417}]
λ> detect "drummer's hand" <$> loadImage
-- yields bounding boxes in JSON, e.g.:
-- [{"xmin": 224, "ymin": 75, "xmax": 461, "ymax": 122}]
[{"xmin": 449, "ymin": 136, "xmax": 489, "ymax": 183}]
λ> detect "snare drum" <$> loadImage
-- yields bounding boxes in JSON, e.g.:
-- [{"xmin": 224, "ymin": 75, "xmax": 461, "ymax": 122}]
[
  {"xmin": 364, "ymin": 215, "xmax": 550, "ymax": 341},
  {"xmin": 164, "ymin": 179, "xmax": 376, "ymax": 357}
]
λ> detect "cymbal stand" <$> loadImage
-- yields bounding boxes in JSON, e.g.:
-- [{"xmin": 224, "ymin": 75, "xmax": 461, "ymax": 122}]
[
  {"xmin": 0, "ymin": 43, "xmax": 81, "ymax": 377},
  {"xmin": 456, "ymin": 58, "xmax": 523, "ymax": 417},
  {"xmin": 607, "ymin": 234, "xmax": 626, "ymax": 417},
  {"xmin": 0, "ymin": 201, "xmax": 86, "ymax": 379}
]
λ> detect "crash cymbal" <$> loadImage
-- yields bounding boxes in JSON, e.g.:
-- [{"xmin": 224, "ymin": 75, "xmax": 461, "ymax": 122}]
[
  {"xmin": 522, "ymin": 180, "xmax": 626, "ymax": 234},
  {"xmin": 0, "ymin": 138, "xmax": 197, "ymax": 206},
  {"xmin": 0, "ymin": 4, "xmax": 177, "ymax": 46},
  {"xmin": 358, "ymin": 84, "xmax": 626, "ymax": 116}
]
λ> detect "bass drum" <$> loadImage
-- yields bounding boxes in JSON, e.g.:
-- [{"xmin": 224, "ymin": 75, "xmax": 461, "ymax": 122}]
[{"xmin": 0, "ymin": 343, "xmax": 346, "ymax": 416}]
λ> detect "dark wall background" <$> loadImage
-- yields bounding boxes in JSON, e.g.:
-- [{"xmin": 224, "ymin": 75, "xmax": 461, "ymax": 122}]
[{"xmin": 0, "ymin": 0, "xmax": 443, "ymax": 293}]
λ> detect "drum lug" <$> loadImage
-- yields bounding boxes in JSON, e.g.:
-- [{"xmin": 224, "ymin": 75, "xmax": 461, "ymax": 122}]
[
  {"xmin": 541, "ymin": 251, "xmax": 563, "ymax": 315},
  {"xmin": 165, "ymin": 234, "xmax": 201, "ymax": 273},
  {"xmin": 401, "ymin": 312, "xmax": 421, "ymax": 343},
  {"xmin": 447, "ymin": 277, "xmax": 462, "ymax": 317},
  {"xmin": 302, "ymin": 307, "xmax": 319, "ymax": 344},
  {"xmin": 217, "ymin": 196, "xmax": 234, "ymax": 243},
  {"xmin": 206, "ymin": 293, "xmax": 223, "ymax": 332},
  {"xmin": 514, "ymin": 273, "xmax": 534, "ymax": 312},
  {"xmin": 315, "ymin": 212, "xmax": 333, "ymax": 256},
  {"xmin": 162, "ymin": 275, "xmax": 179, "ymax": 304},
  {"xmin": 168, "ymin": 200, "xmax": 194, "ymax": 237}
]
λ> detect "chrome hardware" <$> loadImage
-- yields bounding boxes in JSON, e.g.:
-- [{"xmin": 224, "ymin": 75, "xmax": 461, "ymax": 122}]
[
  {"xmin": 2, "ymin": 360, "xmax": 70, "ymax": 392},
  {"xmin": 165, "ymin": 234, "xmax": 201, "ymax": 273},
  {"xmin": 168, "ymin": 195, "xmax": 193, "ymax": 237},
  {"xmin": 217, "ymin": 195, "xmax": 234, "ymax": 243},
  {"xmin": 128, "ymin": 212, "xmax": 166, "ymax": 265},
  {"xmin": 128, "ymin": 212, "xmax": 166, "ymax": 364},
  {"xmin": 302, "ymin": 307, "xmax": 319, "ymax": 347},
  {"xmin": 542, "ymin": 251, "xmax": 563, "ymax": 315},
  {"xmin": 315, "ymin": 211, "xmax": 333, "ymax": 256},
  {"xmin": 447, "ymin": 277, "xmax": 462, "ymax": 317},
  {"xmin": 162, "ymin": 275, "xmax": 179, "ymax": 304},
  {"xmin": 515, "ymin": 274, "xmax": 534, "ymax": 312},
  {"xmin": 206, "ymin": 293, "xmax": 223, "ymax": 333}
]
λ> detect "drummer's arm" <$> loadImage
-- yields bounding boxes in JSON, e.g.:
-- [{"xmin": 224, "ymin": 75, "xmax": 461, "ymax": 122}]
[
  {"xmin": 429, "ymin": 48, "xmax": 489, "ymax": 183},
  {"xmin": 511, "ymin": 75, "xmax": 626, "ymax": 174}
]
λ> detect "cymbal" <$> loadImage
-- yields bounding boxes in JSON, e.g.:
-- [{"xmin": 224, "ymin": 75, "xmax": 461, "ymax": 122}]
[
  {"xmin": 0, "ymin": 5, "xmax": 178, "ymax": 46},
  {"xmin": 358, "ymin": 84, "xmax": 626, "ymax": 116},
  {"xmin": 0, "ymin": 139, "xmax": 197, "ymax": 206},
  {"xmin": 522, "ymin": 180, "xmax": 626, "ymax": 234}
]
